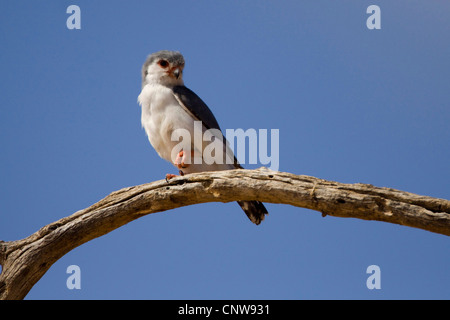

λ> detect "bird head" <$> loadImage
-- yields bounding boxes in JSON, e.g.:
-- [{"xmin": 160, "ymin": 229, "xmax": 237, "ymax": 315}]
[{"xmin": 142, "ymin": 50, "xmax": 185, "ymax": 87}]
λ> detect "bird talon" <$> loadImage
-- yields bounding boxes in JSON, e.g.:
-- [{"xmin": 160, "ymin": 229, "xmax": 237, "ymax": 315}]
[{"xmin": 165, "ymin": 173, "xmax": 177, "ymax": 182}]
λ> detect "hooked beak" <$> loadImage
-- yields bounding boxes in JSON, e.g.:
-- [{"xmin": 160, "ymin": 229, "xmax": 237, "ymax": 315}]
[{"xmin": 173, "ymin": 68, "xmax": 181, "ymax": 79}]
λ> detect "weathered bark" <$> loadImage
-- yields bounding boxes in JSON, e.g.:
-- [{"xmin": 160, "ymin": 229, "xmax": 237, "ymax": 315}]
[{"xmin": 0, "ymin": 168, "xmax": 449, "ymax": 299}]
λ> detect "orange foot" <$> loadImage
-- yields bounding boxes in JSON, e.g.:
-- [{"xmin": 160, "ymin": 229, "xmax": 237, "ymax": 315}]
[
  {"xmin": 165, "ymin": 170, "xmax": 185, "ymax": 182},
  {"xmin": 165, "ymin": 173, "xmax": 177, "ymax": 181},
  {"xmin": 174, "ymin": 150, "xmax": 189, "ymax": 169}
]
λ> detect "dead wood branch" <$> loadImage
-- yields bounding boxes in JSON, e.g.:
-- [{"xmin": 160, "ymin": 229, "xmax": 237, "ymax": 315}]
[{"xmin": 1, "ymin": 168, "xmax": 449, "ymax": 299}]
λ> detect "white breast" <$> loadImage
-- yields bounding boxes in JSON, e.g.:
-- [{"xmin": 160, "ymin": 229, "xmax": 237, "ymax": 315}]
[
  {"xmin": 138, "ymin": 84, "xmax": 195, "ymax": 163},
  {"xmin": 138, "ymin": 83, "xmax": 236, "ymax": 174}
]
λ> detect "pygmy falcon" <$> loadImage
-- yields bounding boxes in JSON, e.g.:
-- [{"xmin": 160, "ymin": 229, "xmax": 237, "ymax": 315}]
[{"xmin": 138, "ymin": 50, "xmax": 268, "ymax": 225}]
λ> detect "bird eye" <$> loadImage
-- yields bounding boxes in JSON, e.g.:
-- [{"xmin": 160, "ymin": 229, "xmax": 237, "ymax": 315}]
[{"xmin": 158, "ymin": 60, "xmax": 169, "ymax": 68}]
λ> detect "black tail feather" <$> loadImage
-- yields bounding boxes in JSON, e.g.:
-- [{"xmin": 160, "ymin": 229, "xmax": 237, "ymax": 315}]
[{"xmin": 237, "ymin": 201, "xmax": 268, "ymax": 225}]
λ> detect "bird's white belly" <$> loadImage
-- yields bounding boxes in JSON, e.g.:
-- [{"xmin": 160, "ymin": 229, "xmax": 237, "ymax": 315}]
[
  {"xmin": 139, "ymin": 84, "xmax": 235, "ymax": 173},
  {"xmin": 139, "ymin": 85, "xmax": 195, "ymax": 163}
]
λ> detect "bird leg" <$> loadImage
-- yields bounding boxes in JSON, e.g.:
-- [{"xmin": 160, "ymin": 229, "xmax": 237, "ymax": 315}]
[
  {"xmin": 174, "ymin": 149, "xmax": 190, "ymax": 169},
  {"xmin": 166, "ymin": 149, "xmax": 193, "ymax": 182}
]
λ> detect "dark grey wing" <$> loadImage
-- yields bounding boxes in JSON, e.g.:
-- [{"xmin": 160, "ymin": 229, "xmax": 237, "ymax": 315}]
[
  {"xmin": 172, "ymin": 85, "xmax": 221, "ymax": 131},
  {"xmin": 172, "ymin": 85, "xmax": 242, "ymax": 169}
]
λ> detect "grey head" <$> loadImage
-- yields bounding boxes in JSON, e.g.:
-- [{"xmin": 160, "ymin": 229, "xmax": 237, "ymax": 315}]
[{"xmin": 141, "ymin": 50, "xmax": 185, "ymax": 87}]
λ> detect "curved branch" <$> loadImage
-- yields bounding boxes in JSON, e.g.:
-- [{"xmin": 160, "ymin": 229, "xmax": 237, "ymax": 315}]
[{"xmin": 0, "ymin": 168, "xmax": 449, "ymax": 299}]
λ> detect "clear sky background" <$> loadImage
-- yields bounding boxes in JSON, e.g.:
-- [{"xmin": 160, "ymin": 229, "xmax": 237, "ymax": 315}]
[{"xmin": 0, "ymin": 1, "xmax": 449, "ymax": 299}]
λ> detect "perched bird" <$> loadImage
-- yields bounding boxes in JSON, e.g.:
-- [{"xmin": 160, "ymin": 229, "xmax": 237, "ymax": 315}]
[{"xmin": 138, "ymin": 50, "xmax": 268, "ymax": 225}]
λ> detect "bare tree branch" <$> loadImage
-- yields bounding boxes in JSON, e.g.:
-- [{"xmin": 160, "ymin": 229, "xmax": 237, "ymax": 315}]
[{"xmin": 0, "ymin": 168, "xmax": 449, "ymax": 299}]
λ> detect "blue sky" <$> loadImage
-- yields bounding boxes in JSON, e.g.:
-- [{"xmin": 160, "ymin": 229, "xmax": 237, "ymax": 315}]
[{"xmin": 0, "ymin": 1, "xmax": 449, "ymax": 299}]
